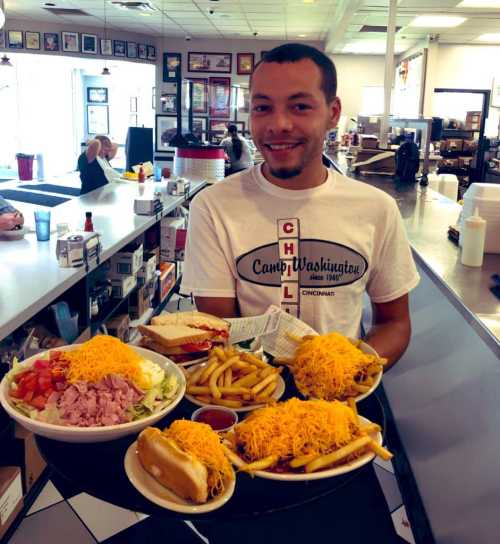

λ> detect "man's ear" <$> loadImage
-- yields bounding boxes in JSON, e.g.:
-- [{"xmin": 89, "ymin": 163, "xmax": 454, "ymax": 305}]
[{"xmin": 328, "ymin": 96, "xmax": 342, "ymax": 129}]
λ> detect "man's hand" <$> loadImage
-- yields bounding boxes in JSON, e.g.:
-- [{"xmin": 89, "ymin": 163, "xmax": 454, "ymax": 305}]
[
  {"xmin": 86, "ymin": 139, "xmax": 101, "ymax": 163},
  {"xmin": 0, "ymin": 212, "xmax": 23, "ymax": 231},
  {"xmin": 363, "ymin": 294, "xmax": 411, "ymax": 370},
  {"xmin": 193, "ymin": 296, "xmax": 240, "ymax": 319}
]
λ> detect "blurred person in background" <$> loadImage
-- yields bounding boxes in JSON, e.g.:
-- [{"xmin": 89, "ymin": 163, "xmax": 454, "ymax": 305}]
[
  {"xmin": 221, "ymin": 124, "xmax": 254, "ymax": 175},
  {"xmin": 77, "ymin": 135, "xmax": 120, "ymax": 195}
]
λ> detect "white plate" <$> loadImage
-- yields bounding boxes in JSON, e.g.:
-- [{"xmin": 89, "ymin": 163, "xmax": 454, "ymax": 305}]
[
  {"xmin": 124, "ymin": 441, "xmax": 235, "ymax": 514},
  {"xmin": 176, "ymin": 355, "xmax": 209, "ymax": 368},
  {"xmin": 294, "ymin": 340, "xmax": 382, "ymax": 403},
  {"xmin": 226, "ymin": 415, "xmax": 382, "ymax": 481},
  {"xmin": 0, "ymin": 226, "xmax": 28, "ymax": 241},
  {"xmin": 0, "ymin": 345, "xmax": 186, "ymax": 443},
  {"xmin": 185, "ymin": 362, "xmax": 285, "ymax": 413}
]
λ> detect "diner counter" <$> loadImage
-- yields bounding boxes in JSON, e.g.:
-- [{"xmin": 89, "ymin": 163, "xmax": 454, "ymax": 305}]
[
  {"xmin": 0, "ymin": 178, "xmax": 205, "ymax": 341},
  {"xmin": 338, "ymin": 165, "xmax": 500, "ymax": 543}
]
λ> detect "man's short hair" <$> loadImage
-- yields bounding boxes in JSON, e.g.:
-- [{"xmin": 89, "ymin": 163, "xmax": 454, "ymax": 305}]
[
  {"xmin": 252, "ymin": 43, "xmax": 337, "ymax": 102},
  {"xmin": 95, "ymin": 135, "xmax": 111, "ymax": 147}
]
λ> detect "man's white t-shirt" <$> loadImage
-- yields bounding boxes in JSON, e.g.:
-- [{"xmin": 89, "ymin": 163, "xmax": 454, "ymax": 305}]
[{"xmin": 181, "ymin": 164, "xmax": 420, "ymax": 337}]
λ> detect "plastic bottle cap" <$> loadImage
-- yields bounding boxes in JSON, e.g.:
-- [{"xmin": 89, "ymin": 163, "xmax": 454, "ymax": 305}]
[{"xmin": 86, "ymin": 212, "xmax": 92, "ymax": 218}]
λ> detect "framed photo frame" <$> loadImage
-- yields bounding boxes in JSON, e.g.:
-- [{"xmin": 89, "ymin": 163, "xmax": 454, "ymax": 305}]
[
  {"xmin": 100, "ymin": 39, "xmax": 112, "ymax": 56},
  {"xmin": 138, "ymin": 44, "xmax": 147, "ymax": 59},
  {"xmin": 87, "ymin": 105, "xmax": 109, "ymax": 135},
  {"xmin": 44, "ymin": 32, "xmax": 60, "ymax": 52},
  {"xmin": 25, "ymin": 32, "xmax": 40, "ymax": 51},
  {"xmin": 62, "ymin": 31, "xmax": 79, "ymax": 52},
  {"xmin": 87, "ymin": 87, "xmax": 108, "ymax": 104},
  {"xmin": 147, "ymin": 45, "xmax": 156, "ymax": 60},
  {"xmin": 192, "ymin": 117, "xmax": 207, "ymax": 141},
  {"xmin": 155, "ymin": 114, "xmax": 178, "ymax": 152},
  {"xmin": 127, "ymin": 41, "xmax": 138, "ymax": 58},
  {"xmin": 209, "ymin": 119, "xmax": 229, "ymax": 135},
  {"xmin": 8, "ymin": 31, "xmax": 23, "ymax": 49},
  {"xmin": 209, "ymin": 77, "xmax": 231, "ymax": 118},
  {"xmin": 161, "ymin": 94, "xmax": 177, "ymax": 114},
  {"xmin": 492, "ymin": 78, "xmax": 500, "ymax": 108},
  {"xmin": 130, "ymin": 97, "xmax": 137, "ymax": 113},
  {"xmin": 163, "ymin": 52, "xmax": 181, "ymax": 82},
  {"xmin": 237, "ymin": 53, "xmax": 255, "ymax": 75},
  {"xmin": 82, "ymin": 34, "xmax": 97, "ymax": 54},
  {"xmin": 188, "ymin": 52, "xmax": 232, "ymax": 73},
  {"xmin": 237, "ymin": 86, "xmax": 250, "ymax": 114},
  {"xmin": 114, "ymin": 40, "xmax": 126, "ymax": 57},
  {"xmin": 189, "ymin": 78, "xmax": 208, "ymax": 114}
]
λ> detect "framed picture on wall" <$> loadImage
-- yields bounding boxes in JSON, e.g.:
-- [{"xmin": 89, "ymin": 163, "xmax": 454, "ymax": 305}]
[
  {"xmin": 8, "ymin": 31, "xmax": 23, "ymax": 49},
  {"xmin": 87, "ymin": 87, "xmax": 108, "ymax": 104},
  {"xmin": 237, "ymin": 53, "xmax": 255, "ymax": 75},
  {"xmin": 155, "ymin": 114, "xmax": 178, "ymax": 152},
  {"xmin": 161, "ymin": 94, "xmax": 177, "ymax": 114},
  {"xmin": 82, "ymin": 34, "xmax": 97, "ymax": 54},
  {"xmin": 100, "ymin": 39, "xmax": 112, "ymax": 56},
  {"xmin": 25, "ymin": 32, "xmax": 40, "ymax": 51},
  {"xmin": 114, "ymin": 40, "xmax": 126, "ymax": 57},
  {"xmin": 43, "ymin": 32, "xmax": 59, "ymax": 52},
  {"xmin": 62, "ymin": 31, "xmax": 79, "ymax": 52},
  {"xmin": 237, "ymin": 86, "xmax": 250, "ymax": 114},
  {"xmin": 193, "ymin": 117, "xmax": 207, "ymax": 141},
  {"xmin": 147, "ymin": 45, "xmax": 156, "ymax": 60},
  {"xmin": 127, "ymin": 41, "xmax": 138, "ymax": 58},
  {"xmin": 188, "ymin": 52, "xmax": 232, "ymax": 73},
  {"xmin": 209, "ymin": 77, "xmax": 231, "ymax": 118},
  {"xmin": 189, "ymin": 78, "xmax": 208, "ymax": 114},
  {"xmin": 87, "ymin": 105, "xmax": 109, "ymax": 135},
  {"xmin": 138, "ymin": 44, "xmax": 147, "ymax": 59},
  {"xmin": 210, "ymin": 119, "xmax": 244, "ymax": 135},
  {"xmin": 163, "ymin": 52, "xmax": 181, "ymax": 82}
]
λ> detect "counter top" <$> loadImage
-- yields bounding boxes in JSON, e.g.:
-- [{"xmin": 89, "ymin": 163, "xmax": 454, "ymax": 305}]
[
  {"xmin": 330, "ymin": 153, "xmax": 500, "ymax": 345},
  {"xmin": 0, "ymin": 178, "xmax": 205, "ymax": 341}
]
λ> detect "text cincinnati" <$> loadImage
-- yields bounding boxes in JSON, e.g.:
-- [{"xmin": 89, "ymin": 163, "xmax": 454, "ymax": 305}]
[{"xmin": 251, "ymin": 257, "xmax": 361, "ymax": 276}]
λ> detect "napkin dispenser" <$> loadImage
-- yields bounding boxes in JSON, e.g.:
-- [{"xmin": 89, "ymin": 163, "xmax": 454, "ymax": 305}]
[
  {"xmin": 134, "ymin": 196, "xmax": 164, "ymax": 216},
  {"xmin": 56, "ymin": 231, "xmax": 101, "ymax": 269}
]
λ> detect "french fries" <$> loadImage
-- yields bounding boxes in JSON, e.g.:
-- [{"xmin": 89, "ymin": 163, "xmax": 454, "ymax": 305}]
[{"xmin": 187, "ymin": 346, "xmax": 282, "ymax": 408}]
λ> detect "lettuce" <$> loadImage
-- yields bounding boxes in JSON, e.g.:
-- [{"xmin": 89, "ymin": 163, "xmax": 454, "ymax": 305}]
[{"xmin": 130, "ymin": 374, "xmax": 179, "ymax": 421}]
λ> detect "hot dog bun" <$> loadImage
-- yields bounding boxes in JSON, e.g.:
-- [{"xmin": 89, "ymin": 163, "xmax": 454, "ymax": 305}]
[{"xmin": 137, "ymin": 427, "xmax": 208, "ymax": 503}]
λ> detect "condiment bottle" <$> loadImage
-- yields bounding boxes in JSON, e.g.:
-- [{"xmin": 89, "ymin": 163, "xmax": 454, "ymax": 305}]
[
  {"xmin": 84, "ymin": 211, "xmax": 94, "ymax": 232},
  {"xmin": 138, "ymin": 166, "xmax": 145, "ymax": 183},
  {"xmin": 460, "ymin": 207, "xmax": 486, "ymax": 267}
]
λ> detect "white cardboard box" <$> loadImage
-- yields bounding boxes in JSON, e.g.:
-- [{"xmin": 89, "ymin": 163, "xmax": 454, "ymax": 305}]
[
  {"xmin": 137, "ymin": 253, "xmax": 157, "ymax": 285},
  {"xmin": 110, "ymin": 275, "xmax": 137, "ymax": 298},
  {"xmin": 109, "ymin": 244, "xmax": 144, "ymax": 277}
]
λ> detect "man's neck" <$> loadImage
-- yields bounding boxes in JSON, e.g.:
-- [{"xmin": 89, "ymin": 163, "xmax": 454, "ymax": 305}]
[{"xmin": 262, "ymin": 160, "xmax": 328, "ymax": 190}]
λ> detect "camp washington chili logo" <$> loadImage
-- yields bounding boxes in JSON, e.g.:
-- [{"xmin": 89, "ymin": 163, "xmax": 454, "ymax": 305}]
[{"xmin": 235, "ymin": 218, "xmax": 368, "ymax": 317}]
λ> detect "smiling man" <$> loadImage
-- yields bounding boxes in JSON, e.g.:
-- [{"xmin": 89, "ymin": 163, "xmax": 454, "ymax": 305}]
[
  {"xmin": 182, "ymin": 43, "xmax": 419, "ymax": 369},
  {"xmin": 182, "ymin": 43, "xmax": 417, "ymax": 544}
]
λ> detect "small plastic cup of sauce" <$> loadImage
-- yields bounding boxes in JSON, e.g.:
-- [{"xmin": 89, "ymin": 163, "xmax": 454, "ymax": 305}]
[{"xmin": 191, "ymin": 406, "xmax": 238, "ymax": 433}]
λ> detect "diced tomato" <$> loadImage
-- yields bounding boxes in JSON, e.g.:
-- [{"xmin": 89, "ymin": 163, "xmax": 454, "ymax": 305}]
[
  {"xmin": 30, "ymin": 396, "xmax": 47, "ymax": 410},
  {"xmin": 181, "ymin": 341, "xmax": 212, "ymax": 353},
  {"xmin": 23, "ymin": 390, "xmax": 34, "ymax": 402},
  {"xmin": 34, "ymin": 359, "xmax": 50, "ymax": 370}
]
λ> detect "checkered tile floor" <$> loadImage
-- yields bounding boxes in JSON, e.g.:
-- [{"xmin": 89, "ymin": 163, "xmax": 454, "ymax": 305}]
[{"xmin": 7, "ymin": 456, "xmax": 415, "ymax": 544}]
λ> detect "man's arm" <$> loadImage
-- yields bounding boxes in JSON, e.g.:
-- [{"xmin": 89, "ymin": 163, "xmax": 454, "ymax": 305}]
[
  {"xmin": 194, "ymin": 296, "xmax": 240, "ymax": 319},
  {"xmin": 85, "ymin": 139, "xmax": 101, "ymax": 163},
  {"xmin": 363, "ymin": 293, "xmax": 411, "ymax": 371},
  {"xmin": 108, "ymin": 143, "xmax": 118, "ymax": 160}
]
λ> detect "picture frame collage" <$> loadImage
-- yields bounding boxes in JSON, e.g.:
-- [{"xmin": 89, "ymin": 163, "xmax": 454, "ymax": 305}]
[{"xmin": 0, "ymin": 30, "xmax": 156, "ymax": 60}]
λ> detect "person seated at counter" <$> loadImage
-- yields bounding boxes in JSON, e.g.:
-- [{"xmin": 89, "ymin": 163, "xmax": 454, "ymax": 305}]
[
  {"xmin": 221, "ymin": 124, "xmax": 254, "ymax": 175},
  {"xmin": 77, "ymin": 135, "xmax": 120, "ymax": 195},
  {"xmin": 181, "ymin": 43, "xmax": 419, "ymax": 543},
  {"xmin": 0, "ymin": 195, "xmax": 24, "ymax": 231}
]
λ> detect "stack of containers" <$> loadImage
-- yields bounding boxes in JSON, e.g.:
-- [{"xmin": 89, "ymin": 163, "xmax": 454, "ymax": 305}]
[
  {"xmin": 428, "ymin": 173, "xmax": 459, "ymax": 201},
  {"xmin": 459, "ymin": 183, "xmax": 500, "ymax": 253}
]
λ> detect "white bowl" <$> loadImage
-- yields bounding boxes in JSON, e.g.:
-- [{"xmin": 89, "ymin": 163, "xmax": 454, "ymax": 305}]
[
  {"xmin": 0, "ymin": 345, "xmax": 186, "ymax": 443},
  {"xmin": 0, "ymin": 226, "xmax": 28, "ymax": 241}
]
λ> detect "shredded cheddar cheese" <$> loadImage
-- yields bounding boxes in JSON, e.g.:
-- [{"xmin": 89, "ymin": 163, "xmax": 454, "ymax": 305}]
[
  {"xmin": 235, "ymin": 398, "xmax": 360, "ymax": 462},
  {"xmin": 62, "ymin": 336, "xmax": 143, "ymax": 386},
  {"xmin": 164, "ymin": 420, "xmax": 233, "ymax": 497},
  {"xmin": 291, "ymin": 332, "xmax": 378, "ymax": 400}
]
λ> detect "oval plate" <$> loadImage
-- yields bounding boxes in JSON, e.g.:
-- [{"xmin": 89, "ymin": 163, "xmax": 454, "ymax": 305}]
[
  {"xmin": 184, "ymin": 362, "xmax": 285, "ymax": 413},
  {"xmin": 124, "ymin": 441, "xmax": 235, "ymax": 514},
  {"xmin": 226, "ymin": 415, "xmax": 382, "ymax": 481}
]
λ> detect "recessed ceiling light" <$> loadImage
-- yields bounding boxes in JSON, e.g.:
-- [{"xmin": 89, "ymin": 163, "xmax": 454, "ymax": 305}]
[
  {"xmin": 342, "ymin": 41, "xmax": 406, "ymax": 54},
  {"xmin": 457, "ymin": 0, "xmax": 500, "ymax": 7},
  {"xmin": 298, "ymin": 34, "xmax": 307, "ymax": 37},
  {"xmin": 476, "ymin": 32, "xmax": 500, "ymax": 41},
  {"xmin": 303, "ymin": 0, "xmax": 315, "ymax": 3},
  {"xmin": 409, "ymin": 15, "xmax": 466, "ymax": 27}
]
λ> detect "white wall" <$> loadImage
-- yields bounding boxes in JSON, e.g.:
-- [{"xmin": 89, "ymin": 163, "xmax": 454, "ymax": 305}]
[{"xmin": 329, "ymin": 54, "xmax": 386, "ymax": 124}]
